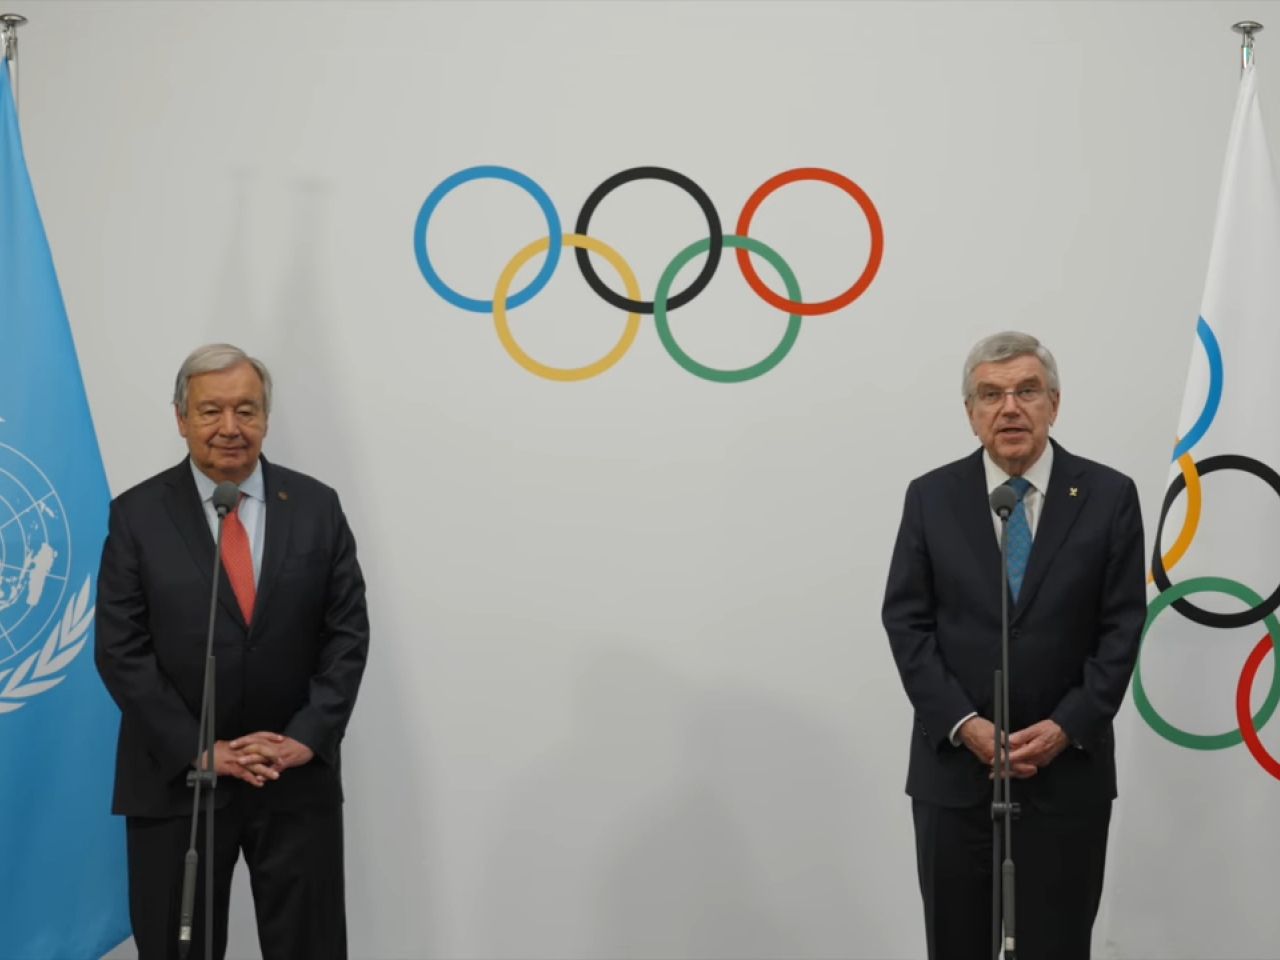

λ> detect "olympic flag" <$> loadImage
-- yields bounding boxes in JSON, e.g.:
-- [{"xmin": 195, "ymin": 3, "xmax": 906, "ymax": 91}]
[
  {"xmin": 1100, "ymin": 58, "xmax": 1280, "ymax": 959},
  {"xmin": 0, "ymin": 58, "xmax": 131, "ymax": 958}
]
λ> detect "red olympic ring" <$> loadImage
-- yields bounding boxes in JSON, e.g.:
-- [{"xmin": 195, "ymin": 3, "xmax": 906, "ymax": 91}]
[
  {"xmin": 734, "ymin": 167, "xmax": 885, "ymax": 316},
  {"xmin": 1237, "ymin": 632, "xmax": 1280, "ymax": 780}
]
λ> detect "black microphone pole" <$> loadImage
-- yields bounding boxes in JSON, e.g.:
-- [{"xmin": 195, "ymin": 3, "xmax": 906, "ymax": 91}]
[
  {"xmin": 179, "ymin": 480, "xmax": 240, "ymax": 960},
  {"xmin": 989, "ymin": 484, "xmax": 1019, "ymax": 960}
]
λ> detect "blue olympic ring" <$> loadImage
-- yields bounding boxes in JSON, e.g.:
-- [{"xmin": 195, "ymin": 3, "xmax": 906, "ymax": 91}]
[
  {"xmin": 413, "ymin": 166, "xmax": 562, "ymax": 313},
  {"xmin": 1171, "ymin": 315, "xmax": 1224, "ymax": 461}
]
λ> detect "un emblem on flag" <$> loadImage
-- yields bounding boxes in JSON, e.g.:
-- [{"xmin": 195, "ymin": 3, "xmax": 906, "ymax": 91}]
[{"xmin": 0, "ymin": 441, "xmax": 94, "ymax": 714}]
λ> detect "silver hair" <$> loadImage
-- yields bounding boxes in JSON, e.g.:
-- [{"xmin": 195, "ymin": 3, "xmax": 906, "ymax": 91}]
[
  {"xmin": 172, "ymin": 343, "xmax": 273, "ymax": 416},
  {"xmin": 962, "ymin": 331, "xmax": 1060, "ymax": 398}
]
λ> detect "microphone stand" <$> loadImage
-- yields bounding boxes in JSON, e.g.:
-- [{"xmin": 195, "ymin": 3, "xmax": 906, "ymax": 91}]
[
  {"xmin": 992, "ymin": 507, "xmax": 1018, "ymax": 960},
  {"xmin": 179, "ymin": 500, "xmax": 232, "ymax": 960}
]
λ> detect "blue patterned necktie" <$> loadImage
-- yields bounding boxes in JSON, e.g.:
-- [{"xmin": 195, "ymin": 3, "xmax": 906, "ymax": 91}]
[{"xmin": 1004, "ymin": 476, "xmax": 1033, "ymax": 602}]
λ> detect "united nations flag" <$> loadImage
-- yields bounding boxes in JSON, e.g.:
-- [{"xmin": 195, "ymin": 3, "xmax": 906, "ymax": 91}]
[{"xmin": 0, "ymin": 56, "xmax": 130, "ymax": 959}]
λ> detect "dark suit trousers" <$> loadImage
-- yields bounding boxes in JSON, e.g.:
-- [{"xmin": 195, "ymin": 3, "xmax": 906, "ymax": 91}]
[
  {"xmin": 912, "ymin": 797, "xmax": 1111, "ymax": 960},
  {"xmin": 125, "ymin": 798, "xmax": 347, "ymax": 960}
]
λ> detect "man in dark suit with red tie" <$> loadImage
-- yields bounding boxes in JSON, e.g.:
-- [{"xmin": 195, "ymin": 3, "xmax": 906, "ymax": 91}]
[
  {"xmin": 881, "ymin": 331, "xmax": 1146, "ymax": 960},
  {"xmin": 94, "ymin": 343, "xmax": 370, "ymax": 960}
]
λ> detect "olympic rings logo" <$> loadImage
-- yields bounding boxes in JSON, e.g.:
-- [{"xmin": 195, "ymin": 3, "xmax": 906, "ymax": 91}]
[
  {"xmin": 1135, "ymin": 316, "xmax": 1280, "ymax": 779},
  {"xmin": 412, "ymin": 165, "xmax": 884, "ymax": 382}
]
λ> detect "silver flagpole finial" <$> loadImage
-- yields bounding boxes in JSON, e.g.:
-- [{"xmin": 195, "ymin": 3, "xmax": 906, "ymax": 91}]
[
  {"xmin": 1233, "ymin": 21, "xmax": 1264, "ymax": 72},
  {"xmin": 0, "ymin": 13, "xmax": 26, "ymax": 57},
  {"xmin": 0, "ymin": 13, "xmax": 27, "ymax": 109}
]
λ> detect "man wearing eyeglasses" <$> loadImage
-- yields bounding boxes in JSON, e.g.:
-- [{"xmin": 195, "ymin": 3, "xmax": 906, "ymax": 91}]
[{"xmin": 881, "ymin": 331, "xmax": 1146, "ymax": 960}]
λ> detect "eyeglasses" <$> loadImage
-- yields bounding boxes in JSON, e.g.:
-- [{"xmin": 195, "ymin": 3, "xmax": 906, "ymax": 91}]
[{"xmin": 971, "ymin": 387, "xmax": 1046, "ymax": 408}]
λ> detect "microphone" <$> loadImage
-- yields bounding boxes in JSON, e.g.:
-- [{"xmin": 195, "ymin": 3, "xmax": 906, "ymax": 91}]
[
  {"xmin": 989, "ymin": 483, "xmax": 1017, "ymax": 520},
  {"xmin": 178, "ymin": 480, "xmax": 240, "ymax": 959},
  {"xmin": 988, "ymin": 483, "xmax": 1019, "ymax": 960},
  {"xmin": 213, "ymin": 481, "xmax": 239, "ymax": 518}
]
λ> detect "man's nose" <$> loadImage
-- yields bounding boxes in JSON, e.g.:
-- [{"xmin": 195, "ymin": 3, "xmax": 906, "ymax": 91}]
[{"xmin": 216, "ymin": 409, "xmax": 241, "ymax": 434}]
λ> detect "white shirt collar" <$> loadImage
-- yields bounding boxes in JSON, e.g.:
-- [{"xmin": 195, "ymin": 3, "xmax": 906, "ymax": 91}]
[
  {"xmin": 189, "ymin": 457, "xmax": 265, "ymax": 504},
  {"xmin": 982, "ymin": 441, "xmax": 1053, "ymax": 498}
]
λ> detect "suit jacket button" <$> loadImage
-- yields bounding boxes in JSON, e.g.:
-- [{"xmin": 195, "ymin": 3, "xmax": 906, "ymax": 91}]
[{"xmin": 1012, "ymin": 628, "xmax": 1021, "ymax": 638}]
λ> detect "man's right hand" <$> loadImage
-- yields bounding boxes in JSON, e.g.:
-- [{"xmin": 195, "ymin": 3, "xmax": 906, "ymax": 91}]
[
  {"xmin": 194, "ymin": 740, "xmax": 278, "ymax": 787},
  {"xmin": 958, "ymin": 716, "xmax": 1037, "ymax": 778}
]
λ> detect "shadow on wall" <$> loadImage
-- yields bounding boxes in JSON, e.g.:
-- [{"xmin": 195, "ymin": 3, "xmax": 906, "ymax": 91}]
[
  {"xmin": 477, "ymin": 644, "xmax": 866, "ymax": 960},
  {"xmin": 254, "ymin": 176, "xmax": 442, "ymax": 960},
  {"xmin": 205, "ymin": 167, "xmax": 261, "ymax": 337}
]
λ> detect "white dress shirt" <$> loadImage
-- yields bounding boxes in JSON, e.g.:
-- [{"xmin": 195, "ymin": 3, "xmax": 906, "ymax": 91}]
[
  {"xmin": 189, "ymin": 457, "xmax": 265, "ymax": 585},
  {"xmin": 948, "ymin": 443, "xmax": 1054, "ymax": 744}
]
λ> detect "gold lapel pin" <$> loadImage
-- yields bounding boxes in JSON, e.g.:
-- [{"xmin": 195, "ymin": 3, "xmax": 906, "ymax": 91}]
[
  {"xmin": 1069, "ymin": 487, "xmax": 1078, "ymax": 497},
  {"xmin": 278, "ymin": 491, "xmax": 289, "ymax": 500}
]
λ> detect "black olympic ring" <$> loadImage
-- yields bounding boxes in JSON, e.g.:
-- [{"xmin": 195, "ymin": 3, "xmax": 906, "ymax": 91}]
[
  {"xmin": 1152, "ymin": 453, "xmax": 1280, "ymax": 628},
  {"xmin": 573, "ymin": 166, "xmax": 723, "ymax": 315}
]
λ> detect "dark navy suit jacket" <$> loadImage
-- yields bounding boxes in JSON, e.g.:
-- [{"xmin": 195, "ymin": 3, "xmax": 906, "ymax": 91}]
[
  {"xmin": 881, "ymin": 439, "xmax": 1146, "ymax": 811},
  {"xmin": 94, "ymin": 456, "xmax": 370, "ymax": 819}
]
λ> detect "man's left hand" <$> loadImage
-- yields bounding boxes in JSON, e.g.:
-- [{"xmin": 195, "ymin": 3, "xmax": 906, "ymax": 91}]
[
  {"xmin": 230, "ymin": 732, "xmax": 315, "ymax": 778},
  {"xmin": 1005, "ymin": 719, "xmax": 1069, "ymax": 770}
]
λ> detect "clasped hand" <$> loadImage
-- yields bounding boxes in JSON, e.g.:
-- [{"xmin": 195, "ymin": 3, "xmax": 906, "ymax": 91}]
[
  {"xmin": 959, "ymin": 716, "xmax": 1068, "ymax": 779},
  {"xmin": 195, "ymin": 732, "xmax": 314, "ymax": 787}
]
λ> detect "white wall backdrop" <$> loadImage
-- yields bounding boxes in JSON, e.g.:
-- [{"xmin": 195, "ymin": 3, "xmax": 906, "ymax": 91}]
[{"xmin": 11, "ymin": 0, "xmax": 1279, "ymax": 957}]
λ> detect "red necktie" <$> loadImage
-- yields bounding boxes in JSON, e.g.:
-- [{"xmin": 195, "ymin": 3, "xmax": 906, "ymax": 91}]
[{"xmin": 221, "ymin": 494, "xmax": 256, "ymax": 624}]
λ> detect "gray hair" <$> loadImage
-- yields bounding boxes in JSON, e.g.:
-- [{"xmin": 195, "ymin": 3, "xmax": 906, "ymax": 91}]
[
  {"xmin": 962, "ymin": 331, "xmax": 1060, "ymax": 398},
  {"xmin": 173, "ymin": 343, "xmax": 273, "ymax": 416}
]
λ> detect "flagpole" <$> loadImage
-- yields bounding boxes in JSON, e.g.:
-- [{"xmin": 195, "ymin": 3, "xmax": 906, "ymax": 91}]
[
  {"xmin": 0, "ymin": 13, "xmax": 25, "ymax": 111},
  {"xmin": 1234, "ymin": 20, "xmax": 1264, "ymax": 73}
]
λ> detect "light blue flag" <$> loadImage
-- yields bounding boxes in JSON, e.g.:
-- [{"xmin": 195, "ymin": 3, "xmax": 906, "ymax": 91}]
[{"xmin": 0, "ymin": 59, "xmax": 131, "ymax": 959}]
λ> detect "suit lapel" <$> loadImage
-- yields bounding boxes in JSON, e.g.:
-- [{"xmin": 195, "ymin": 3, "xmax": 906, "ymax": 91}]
[
  {"xmin": 163, "ymin": 461, "xmax": 247, "ymax": 631},
  {"xmin": 951, "ymin": 448, "xmax": 1003, "ymax": 582},
  {"xmin": 1012, "ymin": 441, "xmax": 1088, "ymax": 622},
  {"xmin": 250, "ymin": 457, "xmax": 292, "ymax": 633}
]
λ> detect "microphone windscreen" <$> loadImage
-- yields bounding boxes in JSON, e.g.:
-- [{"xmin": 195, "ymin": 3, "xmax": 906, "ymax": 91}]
[
  {"xmin": 212, "ymin": 481, "xmax": 240, "ymax": 517},
  {"xmin": 989, "ymin": 484, "xmax": 1018, "ymax": 517}
]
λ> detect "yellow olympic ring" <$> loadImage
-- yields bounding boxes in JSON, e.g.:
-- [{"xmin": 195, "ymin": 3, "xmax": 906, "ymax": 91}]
[
  {"xmin": 493, "ymin": 234, "xmax": 641, "ymax": 382},
  {"xmin": 1148, "ymin": 441, "xmax": 1203, "ymax": 584}
]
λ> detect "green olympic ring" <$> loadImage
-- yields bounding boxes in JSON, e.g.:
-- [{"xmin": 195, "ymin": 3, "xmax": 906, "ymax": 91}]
[
  {"xmin": 653, "ymin": 234, "xmax": 802, "ymax": 384},
  {"xmin": 1134, "ymin": 576, "xmax": 1280, "ymax": 750}
]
